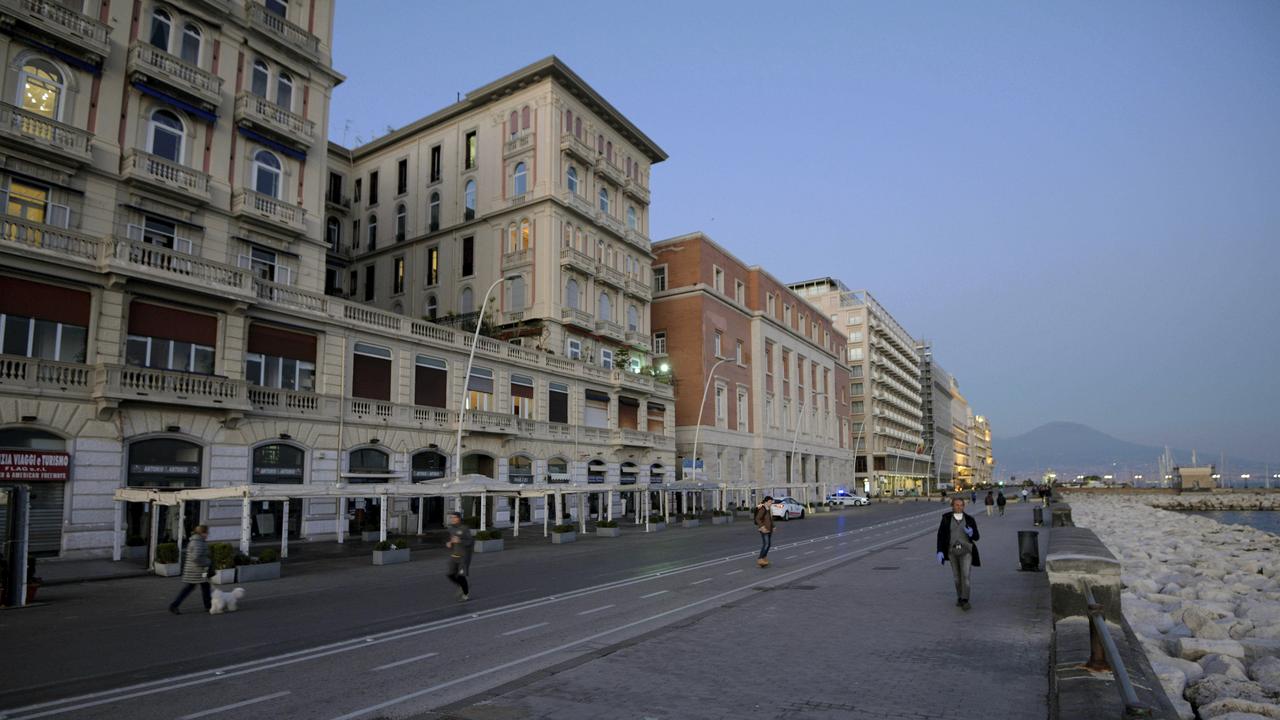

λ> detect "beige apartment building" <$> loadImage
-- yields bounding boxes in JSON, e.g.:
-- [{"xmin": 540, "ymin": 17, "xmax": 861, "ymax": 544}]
[
  {"xmin": 651, "ymin": 234, "xmax": 856, "ymax": 505},
  {"xmin": 789, "ymin": 279, "xmax": 930, "ymax": 496},
  {"xmin": 0, "ymin": 2, "xmax": 674, "ymax": 560},
  {"xmin": 919, "ymin": 342, "xmax": 996, "ymax": 490}
]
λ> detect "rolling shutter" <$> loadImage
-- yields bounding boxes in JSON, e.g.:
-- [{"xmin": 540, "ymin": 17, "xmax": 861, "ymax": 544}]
[{"xmin": 128, "ymin": 302, "xmax": 217, "ymax": 345}]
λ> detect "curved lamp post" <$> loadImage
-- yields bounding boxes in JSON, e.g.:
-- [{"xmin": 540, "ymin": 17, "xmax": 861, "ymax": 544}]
[
  {"xmin": 688, "ymin": 357, "xmax": 730, "ymax": 485},
  {"xmin": 450, "ymin": 274, "xmax": 519, "ymax": 490}
]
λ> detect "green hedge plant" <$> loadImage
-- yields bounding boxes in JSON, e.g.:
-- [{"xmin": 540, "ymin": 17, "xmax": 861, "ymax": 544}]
[
  {"xmin": 551, "ymin": 523, "xmax": 576, "ymax": 533},
  {"xmin": 596, "ymin": 520, "xmax": 618, "ymax": 528},
  {"xmin": 474, "ymin": 529, "xmax": 503, "ymax": 541},
  {"xmin": 209, "ymin": 543, "xmax": 237, "ymax": 570},
  {"xmin": 155, "ymin": 542, "xmax": 179, "ymax": 564}
]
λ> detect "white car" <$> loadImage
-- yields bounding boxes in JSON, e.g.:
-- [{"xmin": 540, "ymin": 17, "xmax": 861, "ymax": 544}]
[
  {"xmin": 827, "ymin": 493, "xmax": 869, "ymax": 507},
  {"xmin": 771, "ymin": 496, "xmax": 805, "ymax": 520}
]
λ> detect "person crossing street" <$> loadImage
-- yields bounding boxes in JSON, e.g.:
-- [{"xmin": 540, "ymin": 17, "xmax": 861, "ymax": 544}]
[
  {"xmin": 445, "ymin": 512, "xmax": 474, "ymax": 601},
  {"xmin": 754, "ymin": 496, "xmax": 775, "ymax": 568}
]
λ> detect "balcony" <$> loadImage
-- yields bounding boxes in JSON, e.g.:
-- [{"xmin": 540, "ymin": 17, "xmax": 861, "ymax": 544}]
[
  {"xmin": 502, "ymin": 247, "xmax": 532, "ymax": 269},
  {"xmin": 594, "ymin": 319, "xmax": 624, "ymax": 341},
  {"xmin": 0, "ymin": 102, "xmax": 92, "ymax": 164},
  {"xmin": 560, "ymin": 245, "xmax": 595, "ymax": 276},
  {"xmin": 0, "ymin": 354, "xmax": 93, "ymax": 398},
  {"xmin": 246, "ymin": 1, "xmax": 320, "ymax": 59},
  {"xmin": 596, "ymin": 157, "xmax": 625, "ymax": 186},
  {"xmin": 253, "ymin": 278, "xmax": 329, "ymax": 314},
  {"xmin": 624, "ymin": 276, "xmax": 651, "ymax": 301},
  {"xmin": 0, "ymin": 214, "xmax": 104, "ymax": 270},
  {"xmin": 612, "ymin": 428, "xmax": 655, "ymax": 448},
  {"xmin": 503, "ymin": 131, "xmax": 534, "ymax": 159},
  {"xmin": 127, "ymin": 42, "xmax": 224, "ymax": 110},
  {"xmin": 0, "ymin": 0, "xmax": 110, "ymax": 63},
  {"xmin": 613, "ymin": 368, "xmax": 653, "ymax": 390},
  {"xmin": 624, "ymin": 330, "xmax": 651, "ymax": 352},
  {"xmin": 107, "ymin": 239, "xmax": 253, "ymax": 299},
  {"xmin": 596, "ymin": 210, "xmax": 625, "ymax": 237},
  {"xmin": 622, "ymin": 178, "xmax": 650, "ymax": 204},
  {"xmin": 96, "ymin": 364, "xmax": 251, "ymax": 412},
  {"xmin": 121, "ymin": 149, "xmax": 212, "ymax": 203},
  {"xmin": 247, "ymin": 386, "xmax": 338, "ymax": 418},
  {"xmin": 500, "ymin": 310, "xmax": 526, "ymax": 325},
  {"xmin": 596, "ymin": 264, "xmax": 625, "ymax": 289},
  {"xmin": 560, "ymin": 307, "xmax": 593, "ymax": 330},
  {"xmin": 463, "ymin": 409, "xmax": 519, "ymax": 435},
  {"xmin": 232, "ymin": 189, "xmax": 306, "ymax": 234},
  {"xmin": 562, "ymin": 189, "xmax": 596, "ymax": 218},
  {"xmin": 234, "ymin": 92, "xmax": 317, "ymax": 148},
  {"xmin": 623, "ymin": 227, "xmax": 650, "ymax": 251},
  {"xmin": 560, "ymin": 132, "xmax": 596, "ymax": 164}
]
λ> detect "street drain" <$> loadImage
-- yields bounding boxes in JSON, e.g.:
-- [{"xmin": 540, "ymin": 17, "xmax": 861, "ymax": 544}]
[{"xmin": 872, "ymin": 566, "xmax": 900, "ymax": 570}]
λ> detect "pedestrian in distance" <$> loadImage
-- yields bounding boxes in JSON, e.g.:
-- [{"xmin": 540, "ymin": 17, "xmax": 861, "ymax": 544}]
[
  {"xmin": 996, "ymin": 490, "xmax": 1007, "ymax": 516},
  {"xmin": 445, "ymin": 511, "xmax": 473, "ymax": 601},
  {"xmin": 169, "ymin": 524, "xmax": 211, "ymax": 615},
  {"xmin": 984, "ymin": 491, "xmax": 995, "ymax": 516},
  {"xmin": 754, "ymin": 495, "xmax": 775, "ymax": 568},
  {"xmin": 936, "ymin": 497, "xmax": 981, "ymax": 611},
  {"xmin": 970, "ymin": 489, "xmax": 977, "ymax": 504},
  {"xmin": 1020, "ymin": 488, "xmax": 1029, "ymax": 504}
]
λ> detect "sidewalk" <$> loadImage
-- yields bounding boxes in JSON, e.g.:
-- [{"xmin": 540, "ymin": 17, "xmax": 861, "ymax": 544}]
[{"xmin": 435, "ymin": 502, "xmax": 1051, "ymax": 720}]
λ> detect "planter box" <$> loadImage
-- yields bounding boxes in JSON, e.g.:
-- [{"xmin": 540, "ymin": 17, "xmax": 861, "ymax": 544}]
[
  {"xmin": 209, "ymin": 568, "xmax": 237, "ymax": 584},
  {"xmin": 595, "ymin": 526, "xmax": 621, "ymax": 537},
  {"xmin": 372, "ymin": 548, "xmax": 410, "ymax": 565},
  {"xmin": 646, "ymin": 522, "xmax": 666, "ymax": 533},
  {"xmin": 361, "ymin": 531, "xmax": 382, "ymax": 542},
  {"xmin": 154, "ymin": 562, "xmax": 181, "ymax": 577},
  {"xmin": 236, "ymin": 562, "xmax": 281, "ymax": 582},
  {"xmin": 711, "ymin": 516, "xmax": 729, "ymax": 525},
  {"xmin": 474, "ymin": 539, "xmax": 504, "ymax": 553},
  {"xmin": 682, "ymin": 519, "xmax": 701, "ymax": 529},
  {"xmin": 734, "ymin": 511, "xmax": 754, "ymax": 519},
  {"xmin": 551, "ymin": 531, "xmax": 577, "ymax": 544},
  {"xmin": 123, "ymin": 545, "xmax": 147, "ymax": 560}
]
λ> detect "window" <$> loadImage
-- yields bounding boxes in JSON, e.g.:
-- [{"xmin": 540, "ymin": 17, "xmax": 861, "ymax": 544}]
[
  {"xmin": 464, "ymin": 130, "xmax": 477, "ymax": 169},
  {"xmin": 519, "ymin": 219, "xmax": 530, "ymax": 249},
  {"xmin": 847, "ymin": 347, "xmax": 864, "ymax": 362},
  {"xmin": 627, "ymin": 206, "xmax": 637, "ymax": 230},
  {"xmin": 598, "ymin": 188, "xmax": 609, "ymax": 213},
  {"xmin": 564, "ymin": 279, "xmax": 579, "ymax": 310},
  {"xmin": 713, "ymin": 331, "xmax": 722, "ymax": 358},
  {"xmin": 464, "ymin": 180, "xmax": 476, "ymax": 220},
  {"xmin": 563, "ymin": 108, "xmax": 572, "ymax": 132},
  {"xmin": 737, "ymin": 388, "xmax": 748, "ymax": 432},
  {"xmin": 574, "ymin": 117, "xmax": 582, "ymax": 137},
  {"xmin": 783, "ymin": 304, "xmax": 792, "ymax": 327},
  {"xmin": 626, "ymin": 305, "xmax": 639, "ymax": 332},
  {"xmin": 18, "ymin": 60, "xmax": 63, "ymax": 120},
  {"xmin": 6, "ymin": 179, "xmax": 68, "ymax": 228},
  {"xmin": 462, "ymin": 236, "xmax": 474, "ymax": 276},
  {"xmin": 147, "ymin": 110, "xmax": 184, "ymax": 163},
  {"xmin": 265, "ymin": 0, "xmax": 287, "ymax": 16},
  {"xmin": 465, "ymin": 367, "xmax": 493, "ymax": 411},
  {"xmin": 368, "ymin": 171, "xmax": 379, "ymax": 205},
  {"xmin": 507, "ymin": 275, "xmax": 525, "ymax": 311},
  {"xmin": 429, "ymin": 192, "xmax": 440, "ymax": 231},
  {"xmin": 253, "ymin": 150, "xmax": 282, "ymax": 197},
  {"xmin": 352, "ymin": 219, "xmax": 360, "ymax": 249},
  {"xmin": 149, "ymin": 8, "xmax": 172, "ymax": 50},
  {"xmin": 521, "ymin": 105, "xmax": 531, "ymax": 130},
  {"xmin": 767, "ymin": 293, "xmax": 776, "ymax": 315},
  {"xmin": 600, "ymin": 348, "xmax": 613, "ymax": 369},
  {"xmin": 597, "ymin": 292, "xmax": 611, "ymax": 321},
  {"xmin": 245, "ymin": 352, "xmax": 315, "ymax": 391},
  {"xmin": 734, "ymin": 280, "xmax": 745, "ymax": 304},
  {"xmin": 513, "ymin": 162, "xmax": 527, "ymax": 195},
  {"xmin": 653, "ymin": 331, "xmax": 666, "ymax": 355},
  {"xmin": 1, "ymin": 311, "xmax": 86, "ymax": 363},
  {"xmin": 848, "ymin": 330, "xmax": 863, "ymax": 342},
  {"xmin": 363, "ymin": 265, "xmax": 375, "ymax": 301},
  {"xmin": 847, "ymin": 313, "xmax": 862, "ymax": 325},
  {"xmin": 508, "ymin": 110, "xmax": 518, "ymax": 137},
  {"xmin": 584, "ymin": 389, "xmax": 609, "ymax": 428},
  {"xmin": 851, "ymin": 365, "xmax": 863, "ymax": 378},
  {"xmin": 459, "ymin": 286, "xmax": 474, "ymax": 313},
  {"xmin": 180, "ymin": 23, "xmax": 201, "ymax": 65},
  {"xmin": 353, "ymin": 178, "xmax": 361, "ymax": 204},
  {"xmin": 326, "ymin": 172, "xmax": 343, "ymax": 204},
  {"xmin": 276, "ymin": 72, "xmax": 293, "ymax": 110},
  {"xmin": 606, "ymin": 140, "xmax": 613, "ymax": 163},
  {"xmin": 597, "ymin": 133, "xmax": 604, "ymax": 153},
  {"xmin": 396, "ymin": 158, "xmax": 408, "ymax": 195},
  {"xmin": 566, "ymin": 166, "xmax": 578, "ymax": 194},
  {"xmin": 735, "ymin": 339, "xmax": 744, "ymax": 364},
  {"xmin": 251, "ymin": 59, "xmax": 269, "ymax": 98},
  {"xmin": 511, "ymin": 374, "xmax": 534, "ymax": 418},
  {"xmin": 565, "ymin": 338, "xmax": 582, "ymax": 361},
  {"xmin": 549, "ymin": 382, "xmax": 569, "ymax": 423},
  {"xmin": 429, "ymin": 145, "xmax": 441, "ymax": 182},
  {"xmin": 325, "ymin": 217, "xmax": 340, "ymax": 249},
  {"xmin": 714, "ymin": 384, "xmax": 727, "ymax": 427},
  {"xmin": 426, "ymin": 246, "xmax": 439, "ymax": 286},
  {"xmin": 351, "ymin": 341, "xmax": 392, "ymax": 401},
  {"xmin": 852, "ymin": 401, "xmax": 864, "ymax": 414},
  {"xmin": 366, "ymin": 214, "xmax": 377, "ymax": 250},
  {"xmin": 851, "ymin": 382, "xmax": 864, "ymax": 396},
  {"xmin": 126, "ymin": 334, "xmax": 215, "ymax": 374},
  {"xmin": 395, "ymin": 204, "xmax": 406, "ymax": 242},
  {"xmin": 348, "ymin": 269, "xmax": 357, "ymax": 296},
  {"xmin": 713, "ymin": 266, "xmax": 724, "ymax": 293},
  {"xmin": 393, "ymin": 257, "xmax": 405, "ymax": 294},
  {"xmin": 652, "ymin": 266, "xmax": 667, "ymax": 293},
  {"xmin": 414, "ymin": 354, "xmax": 447, "ymax": 407}
]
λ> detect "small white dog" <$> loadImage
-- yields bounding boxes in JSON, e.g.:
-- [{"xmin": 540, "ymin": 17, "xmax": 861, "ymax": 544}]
[{"xmin": 209, "ymin": 587, "xmax": 245, "ymax": 614}]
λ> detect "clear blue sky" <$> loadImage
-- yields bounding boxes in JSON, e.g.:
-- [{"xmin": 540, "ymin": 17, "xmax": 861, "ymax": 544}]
[{"xmin": 330, "ymin": 1, "xmax": 1280, "ymax": 461}]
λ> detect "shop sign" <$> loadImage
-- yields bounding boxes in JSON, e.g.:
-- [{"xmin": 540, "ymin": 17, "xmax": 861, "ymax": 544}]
[
  {"xmin": 0, "ymin": 451, "xmax": 71, "ymax": 481},
  {"xmin": 130, "ymin": 464, "xmax": 200, "ymax": 475}
]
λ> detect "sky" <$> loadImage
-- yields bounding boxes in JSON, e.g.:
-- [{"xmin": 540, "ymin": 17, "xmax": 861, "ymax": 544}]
[{"xmin": 329, "ymin": 1, "xmax": 1280, "ymax": 461}]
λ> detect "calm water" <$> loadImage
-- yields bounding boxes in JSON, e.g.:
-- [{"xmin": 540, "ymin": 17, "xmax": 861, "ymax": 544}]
[{"xmin": 1185, "ymin": 510, "xmax": 1280, "ymax": 536}]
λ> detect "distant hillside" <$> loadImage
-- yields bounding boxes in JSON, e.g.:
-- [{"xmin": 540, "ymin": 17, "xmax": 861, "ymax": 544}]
[{"xmin": 994, "ymin": 421, "xmax": 1204, "ymax": 481}]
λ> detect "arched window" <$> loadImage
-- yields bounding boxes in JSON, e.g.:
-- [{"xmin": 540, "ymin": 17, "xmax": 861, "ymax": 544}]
[
  {"xmin": 513, "ymin": 162, "xmax": 527, "ymax": 196},
  {"xmin": 566, "ymin": 165, "xmax": 578, "ymax": 194},
  {"xmin": 508, "ymin": 455, "xmax": 533, "ymax": 482},
  {"xmin": 459, "ymin": 286, "xmax": 474, "ymax": 313},
  {"xmin": 506, "ymin": 223, "xmax": 516, "ymax": 253},
  {"xmin": 276, "ymin": 71, "xmax": 293, "ymax": 110},
  {"xmin": 625, "ymin": 156, "xmax": 632, "ymax": 177},
  {"xmin": 325, "ymin": 216, "xmax": 340, "ymax": 249},
  {"xmin": 597, "ymin": 134, "xmax": 604, "ymax": 153},
  {"xmin": 519, "ymin": 219, "xmax": 530, "ymax": 250},
  {"xmin": 597, "ymin": 292, "xmax": 611, "ymax": 321},
  {"xmin": 598, "ymin": 188, "xmax": 609, "ymax": 214},
  {"xmin": 563, "ymin": 108, "xmax": 572, "ymax": 132},
  {"xmin": 561, "ymin": 224, "xmax": 571, "ymax": 247},
  {"xmin": 464, "ymin": 180, "xmax": 476, "ymax": 219},
  {"xmin": 149, "ymin": 8, "xmax": 172, "ymax": 51},
  {"xmin": 128, "ymin": 438, "xmax": 202, "ymax": 488},
  {"xmin": 425, "ymin": 295, "xmax": 438, "ymax": 320},
  {"xmin": 395, "ymin": 203, "xmax": 406, "ymax": 241},
  {"xmin": 606, "ymin": 140, "xmax": 613, "ymax": 163},
  {"xmin": 265, "ymin": 0, "xmax": 288, "ymax": 16},
  {"xmin": 180, "ymin": 24, "xmax": 201, "ymax": 64},
  {"xmin": 428, "ymin": 192, "xmax": 440, "ymax": 230},
  {"xmin": 252, "ymin": 444, "xmax": 304, "ymax": 484},
  {"xmin": 521, "ymin": 105, "xmax": 531, "ymax": 129},
  {"xmin": 508, "ymin": 110, "xmax": 518, "ymax": 137},
  {"xmin": 148, "ymin": 109, "xmax": 184, "ymax": 162},
  {"xmin": 251, "ymin": 59, "xmax": 270, "ymax": 97},
  {"xmin": 366, "ymin": 213, "xmax": 377, "ymax": 247},
  {"xmin": 348, "ymin": 447, "xmax": 389, "ymax": 474},
  {"xmin": 574, "ymin": 117, "xmax": 581, "ymax": 138},
  {"xmin": 253, "ymin": 150, "xmax": 282, "ymax": 197},
  {"xmin": 412, "ymin": 450, "xmax": 448, "ymax": 482},
  {"xmin": 627, "ymin": 304, "xmax": 639, "ymax": 332},
  {"xmin": 18, "ymin": 59, "xmax": 64, "ymax": 120},
  {"xmin": 565, "ymin": 279, "xmax": 579, "ymax": 310},
  {"xmin": 627, "ymin": 206, "xmax": 637, "ymax": 230},
  {"xmin": 574, "ymin": 226, "xmax": 582, "ymax": 250}
]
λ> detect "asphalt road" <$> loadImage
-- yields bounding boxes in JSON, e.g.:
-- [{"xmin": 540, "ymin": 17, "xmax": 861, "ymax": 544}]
[{"xmin": 0, "ymin": 502, "xmax": 944, "ymax": 720}]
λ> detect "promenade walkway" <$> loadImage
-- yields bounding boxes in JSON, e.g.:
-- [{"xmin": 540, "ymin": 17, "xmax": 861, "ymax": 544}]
[{"xmin": 433, "ymin": 501, "xmax": 1051, "ymax": 720}]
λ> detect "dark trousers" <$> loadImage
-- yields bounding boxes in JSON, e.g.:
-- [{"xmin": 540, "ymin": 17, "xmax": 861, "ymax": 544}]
[
  {"xmin": 447, "ymin": 560, "xmax": 469, "ymax": 595},
  {"xmin": 759, "ymin": 531, "xmax": 772, "ymax": 558},
  {"xmin": 170, "ymin": 581, "xmax": 211, "ymax": 610}
]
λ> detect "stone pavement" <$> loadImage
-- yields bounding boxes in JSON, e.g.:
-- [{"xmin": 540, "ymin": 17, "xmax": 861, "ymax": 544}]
[{"xmin": 429, "ymin": 503, "xmax": 1051, "ymax": 720}]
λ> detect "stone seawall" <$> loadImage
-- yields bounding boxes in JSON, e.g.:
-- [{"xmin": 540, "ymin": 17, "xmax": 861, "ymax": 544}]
[
  {"xmin": 1145, "ymin": 492, "xmax": 1280, "ymax": 512},
  {"xmin": 1067, "ymin": 497, "xmax": 1280, "ymax": 719}
]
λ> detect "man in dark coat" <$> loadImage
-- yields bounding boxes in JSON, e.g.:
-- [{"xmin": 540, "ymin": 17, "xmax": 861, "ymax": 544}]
[
  {"xmin": 936, "ymin": 498, "xmax": 981, "ymax": 610},
  {"xmin": 445, "ymin": 511, "xmax": 474, "ymax": 601}
]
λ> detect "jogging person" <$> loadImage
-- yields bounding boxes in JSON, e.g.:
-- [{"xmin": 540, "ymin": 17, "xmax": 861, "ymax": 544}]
[{"xmin": 445, "ymin": 511, "xmax": 473, "ymax": 601}]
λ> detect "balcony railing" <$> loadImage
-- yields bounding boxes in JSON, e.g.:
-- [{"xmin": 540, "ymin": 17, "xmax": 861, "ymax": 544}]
[
  {"xmin": 502, "ymin": 248, "xmax": 532, "ymax": 268},
  {"xmin": 613, "ymin": 368, "xmax": 654, "ymax": 391},
  {"xmin": 0, "ymin": 0, "xmax": 110, "ymax": 61},
  {"xmin": 0, "ymin": 354, "xmax": 93, "ymax": 396},
  {"xmin": 247, "ymin": 386, "xmax": 339, "ymax": 418},
  {"xmin": 97, "ymin": 364, "xmax": 251, "ymax": 410},
  {"xmin": 624, "ymin": 276, "xmax": 651, "ymax": 300},
  {"xmin": 0, "ymin": 102, "xmax": 92, "ymax": 163},
  {"xmin": 253, "ymin": 278, "xmax": 328, "ymax": 313},
  {"xmin": 232, "ymin": 189, "xmax": 306, "ymax": 233},
  {"xmin": 623, "ymin": 227, "xmax": 650, "ymax": 251},
  {"xmin": 596, "ymin": 157, "xmax": 625, "ymax": 186},
  {"xmin": 596, "ymin": 210, "xmax": 625, "ymax": 237},
  {"xmin": 561, "ymin": 189, "xmax": 596, "ymax": 218},
  {"xmin": 503, "ymin": 131, "xmax": 534, "ymax": 158},
  {"xmin": 108, "ymin": 239, "xmax": 252, "ymax": 297},
  {"xmin": 0, "ymin": 214, "xmax": 104, "ymax": 266},
  {"xmin": 597, "ymin": 264, "xmax": 625, "ymax": 288},
  {"xmin": 234, "ymin": 92, "xmax": 317, "ymax": 146},
  {"xmin": 613, "ymin": 428, "xmax": 655, "ymax": 448},
  {"xmin": 560, "ymin": 245, "xmax": 596, "ymax": 276},
  {"xmin": 121, "ymin": 149, "xmax": 212, "ymax": 203},
  {"xmin": 247, "ymin": 2, "xmax": 320, "ymax": 58},
  {"xmin": 560, "ymin": 132, "xmax": 596, "ymax": 164},
  {"xmin": 464, "ymin": 409, "xmax": 519, "ymax": 434},
  {"xmin": 624, "ymin": 330, "xmax": 651, "ymax": 351},
  {"xmin": 594, "ymin": 319, "xmax": 624, "ymax": 340},
  {"xmin": 623, "ymin": 177, "xmax": 650, "ymax": 204},
  {"xmin": 127, "ymin": 42, "xmax": 223, "ymax": 109}
]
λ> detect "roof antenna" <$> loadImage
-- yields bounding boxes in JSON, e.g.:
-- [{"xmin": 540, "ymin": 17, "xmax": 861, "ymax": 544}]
[{"xmin": 456, "ymin": 91, "xmax": 461, "ymax": 102}]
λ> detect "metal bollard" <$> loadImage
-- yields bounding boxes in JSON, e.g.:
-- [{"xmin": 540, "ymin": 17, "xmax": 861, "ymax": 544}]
[
  {"xmin": 1017, "ymin": 530, "xmax": 1040, "ymax": 571},
  {"xmin": 1032, "ymin": 506, "xmax": 1043, "ymax": 526}
]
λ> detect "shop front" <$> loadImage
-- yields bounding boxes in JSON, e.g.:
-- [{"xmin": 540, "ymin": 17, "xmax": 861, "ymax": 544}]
[
  {"xmin": 0, "ymin": 429, "xmax": 71, "ymax": 559},
  {"xmin": 125, "ymin": 439, "xmax": 202, "ymax": 556},
  {"xmin": 345, "ymin": 448, "xmax": 394, "ymax": 535},
  {"xmin": 411, "ymin": 450, "xmax": 448, "ymax": 526},
  {"xmin": 250, "ymin": 443, "xmax": 304, "ymax": 541}
]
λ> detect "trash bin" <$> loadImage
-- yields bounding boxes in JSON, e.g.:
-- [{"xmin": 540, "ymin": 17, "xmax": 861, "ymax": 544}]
[
  {"xmin": 1018, "ymin": 530, "xmax": 1040, "ymax": 571},
  {"xmin": 1032, "ymin": 507, "xmax": 1043, "ymax": 526}
]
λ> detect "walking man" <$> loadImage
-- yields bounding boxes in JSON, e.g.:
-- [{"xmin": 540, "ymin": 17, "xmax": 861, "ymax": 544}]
[
  {"xmin": 996, "ymin": 490, "xmax": 1007, "ymax": 516},
  {"xmin": 936, "ymin": 497, "xmax": 981, "ymax": 610},
  {"xmin": 754, "ymin": 495, "xmax": 775, "ymax": 568},
  {"xmin": 169, "ymin": 524, "xmax": 211, "ymax": 614},
  {"xmin": 445, "ymin": 511, "xmax": 473, "ymax": 601},
  {"xmin": 1020, "ymin": 487, "xmax": 1029, "ymax": 504},
  {"xmin": 984, "ymin": 491, "xmax": 995, "ymax": 516}
]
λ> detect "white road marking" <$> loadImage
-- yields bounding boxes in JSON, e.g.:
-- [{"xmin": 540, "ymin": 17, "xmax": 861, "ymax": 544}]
[
  {"xmin": 176, "ymin": 692, "xmax": 291, "ymax": 720},
  {"xmin": 500, "ymin": 622, "xmax": 549, "ymax": 637},
  {"xmin": 725, "ymin": 569, "xmax": 743, "ymax": 576},
  {"xmin": 371, "ymin": 652, "xmax": 438, "ymax": 671},
  {"xmin": 640, "ymin": 590, "xmax": 669, "ymax": 599},
  {"xmin": 782, "ymin": 555, "xmax": 798, "ymax": 560},
  {"xmin": 803, "ymin": 551, "xmax": 816, "ymax": 556},
  {"xmin": 690, "ymin": 578, "xmax": 713, "ymax": 586},
  {"xmin": 576, "ymin": 604, "xmax": 615, "ymax": 616}
]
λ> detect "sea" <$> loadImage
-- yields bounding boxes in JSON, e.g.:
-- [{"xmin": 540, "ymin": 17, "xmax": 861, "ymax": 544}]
[{"xmin": 1185, "ymin": 510, "xmax": 1280, "ymax": 536}]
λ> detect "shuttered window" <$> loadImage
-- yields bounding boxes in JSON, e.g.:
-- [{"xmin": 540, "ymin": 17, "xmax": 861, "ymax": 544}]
[
  {"xmin": 584, "ymin": 389, "xmax": 609, "ymax": 428},
  {"xmin": 548, "ymin": 382, "xmax": 569, "ymax": 424},
  {"xmin": 352, "ymin": 342, "xmax": 391, "ymax": 401},
  {"xmin": 647, "ymin": 402, "xmax": 665, "ymax": 433},
  {"xmin": 511, "ymin": 373, "xmax": 534, "ymax": 419},
  {"xmin": 414, "ymin": 355, "xmax": 447, "ymax": 408},
  {"xmin": 618, "ymin": 396, "xmax": 639, "ymax": 430},
  {"xmin": 466, "ymin": 367, "xmax": 493, "ymax": 411}
]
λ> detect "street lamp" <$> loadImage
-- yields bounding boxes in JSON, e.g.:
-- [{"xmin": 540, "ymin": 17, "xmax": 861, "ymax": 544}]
[
  {"xmin": 450, "ymin": 273, "xmax": 520, "ymax": 489},
  {"xmin": 688, "ymin": 357, "xmax": 730, "ymax": 483}
]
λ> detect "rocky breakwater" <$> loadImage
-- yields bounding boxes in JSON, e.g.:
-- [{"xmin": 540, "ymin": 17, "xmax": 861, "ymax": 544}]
[
  {"xmin": 1147, "ymin": 492, "xmax": 1280, "ymax": 512},
  {"xmin": 1070, "ymin": 497, "xmax": 1280, "ymax": 720}
]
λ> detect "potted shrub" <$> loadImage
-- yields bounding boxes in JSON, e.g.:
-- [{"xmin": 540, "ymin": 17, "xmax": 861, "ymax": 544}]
[
  {"xmin": 237, "ymin": 547, "xmax": 282, "ymax": 582},
  {"xmin": 711, "ymin": 510, "xmax": 731, "ymax": 525},
  {"xmin": 734, "ymin": 504, "xmax": 755, "ymax": 519},
  {"xmin": 360, "ymin": 516, "xmax": 382, "ymax": 543},
  {"xmin": 372, "ymin": 538, "xmax": 411, "ymax": 565},
  {"xmin": 153, "ymin": 542, "xmax": 181, "ymax": 576},
  {"xmin": 550, "ymin": 523, "xmax": 577, "ymax": 544},
  {"xmin": 595, "ymin": 519, "xmax": 621, "ymax": 537},
  {"xmin": 646, "ymin": 514, "xmax": 666, "ymax": 532},
  {"xmin": 681, "ymin": 514, "xmax": 700, "ymax": 529},
  {"xmin": 474, "ymin": 529, "xmax": 504, "ymax": 553},
  {"xmin": 208, "ymin": 543, "xmax": 238, "ymax": 584}
]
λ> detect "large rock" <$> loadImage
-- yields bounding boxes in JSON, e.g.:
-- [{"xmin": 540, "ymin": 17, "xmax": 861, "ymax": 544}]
[
  {"xmin": 1155, "ymin": 656, "xmax": 1207, "ymax": 685},
  {"xmin": 1197, "ymin": 698, "xmax": 1280, "ymax": 719},
  {"xmin": 1202, "ymin": 654, "xmax": 1252, "ymax": 681},
  {"xmin": 1253, "ymin": 657, "xmax": 1280, "ymax": 692},
  {"xmin": 1207, "ymin": 713, "xmax": 1273, "ymax": 720},
  {"xmin": 1186, "ymin": 676, "xmax": 1273, "ymax": 707},
  {"xmin": 1181, "ymin": 638, "xmax": 1248, "ymax": 661},
  {"xmin": 1240, "ymin": 603, "xmax": 1280, "ymax": 627}
]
